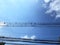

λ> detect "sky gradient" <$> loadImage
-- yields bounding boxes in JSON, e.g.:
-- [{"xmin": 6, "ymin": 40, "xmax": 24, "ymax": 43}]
[{"xmin": 0, "ymin": 0, "xmax": 60, "ymax": 45}]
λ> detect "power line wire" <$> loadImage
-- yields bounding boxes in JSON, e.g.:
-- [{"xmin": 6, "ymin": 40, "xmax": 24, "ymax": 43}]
[
  {"xmin": 0, "ymin": 36, "xmax": 60, "ymax": 44},
  {"xmin": 0, "ymin": 42, "xmax": 33, "ymax": 45},
  {"xmin": 0, "ymin": 22, "xmax": 60, "ymax": 27}
]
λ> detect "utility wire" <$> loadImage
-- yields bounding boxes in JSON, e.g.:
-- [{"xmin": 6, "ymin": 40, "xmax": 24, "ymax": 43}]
[
  {"xmin": 6, "ymin": 42, "xmax": 33, "ymax": 45},
  {"xmin": 0, "ymin": 22, "xmax": 60, "ymax": 27},
  {"xmin": 0, "ymin": 42, "xmax": 33, "ymax": 45},
  {"xmin": 0, "ymin": 36, "xmax": 60, "ymax": 44}
]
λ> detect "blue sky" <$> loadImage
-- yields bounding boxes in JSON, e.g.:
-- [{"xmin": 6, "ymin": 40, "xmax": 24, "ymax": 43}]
[{"xmin": 0, "ymin": 0, "xmax": 60, "ymax": 45}]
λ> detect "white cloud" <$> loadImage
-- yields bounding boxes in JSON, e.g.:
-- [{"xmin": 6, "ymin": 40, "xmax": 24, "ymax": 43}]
[
  {"xmin": 44, "ymin": 0, "xmax": 50, "ymax": 3},
  {"xmin": 56, "ymin": 15, "xmax": 60, "ymax": 18},
  {"xmin": 45, "ymin": 0, "xmax": 60, "ymax": 19},
  {"xmin": 21, "ymin": 35, "xmax": 36, "ymax": 39},
  {"xmin": 30, "ymin": 35, "xmax": 36, "ymax": 39},
  {"xmin": 21, "ymin": 35, "xmax": 29, "ymax": 39}
]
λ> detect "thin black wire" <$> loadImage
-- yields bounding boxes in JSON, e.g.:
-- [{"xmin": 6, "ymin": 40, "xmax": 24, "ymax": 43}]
[
  {"xmin": 5, "ymin": 42, "xmax": 60, "ymax": 44},
  {"xmin": 1, "ymin": 22, "xmax": 60, "ymax": 27},
  {"xmin": 0, "ymin": 42, "xmax": 33, "ymax": 45},
  {"xmin": 1, "ymin": 42, "xmax": 60, "ymax": 45},
  {"xmin": 0, "ymin": 36, "xmax": 60, "ymax": 44}
]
